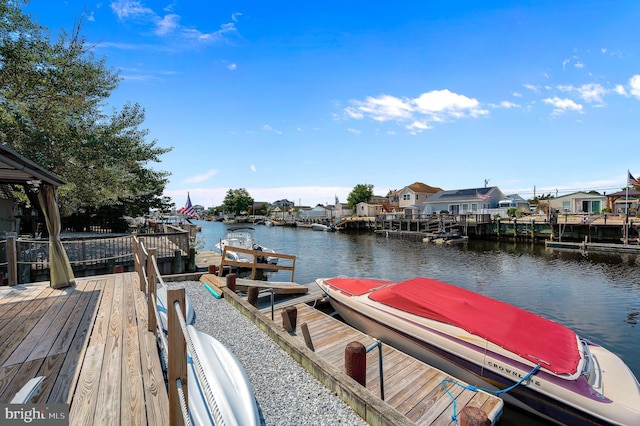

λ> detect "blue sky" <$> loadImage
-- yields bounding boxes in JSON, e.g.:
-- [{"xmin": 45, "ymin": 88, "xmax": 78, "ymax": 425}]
[{"xmin": 25, "ymin": 1, "xmax": 640, "ymax": 209}]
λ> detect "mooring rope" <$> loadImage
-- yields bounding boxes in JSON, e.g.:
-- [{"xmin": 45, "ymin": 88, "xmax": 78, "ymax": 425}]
[{"xmin": 441, "ymin": 364, "xmax": 541, "ymax": 424}]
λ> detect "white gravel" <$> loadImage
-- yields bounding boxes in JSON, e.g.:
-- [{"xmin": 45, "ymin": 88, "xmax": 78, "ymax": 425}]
[{"xmin": 180, "ymin": 281, "xmax": 368, "ymax": 426}]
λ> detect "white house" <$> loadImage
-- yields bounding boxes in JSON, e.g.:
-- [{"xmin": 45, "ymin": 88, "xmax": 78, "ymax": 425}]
[
  {"xmin": 397, "ymin": 182, "xmax": 443, "ymax": 209},
  {"xmin": 546, "ymin": 192, "xmax": 606, "ymax": 214},
  {"xmin": 355, "ymin": 202, "xmax": 383, "ymax": 217}
]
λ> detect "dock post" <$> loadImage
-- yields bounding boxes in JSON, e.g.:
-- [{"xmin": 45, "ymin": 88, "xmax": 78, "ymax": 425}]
[
  {"xmin": 247, "ymin": 286, "xmax": 259, "ymax": 307},
  {"xmin": 226, "ymin": 273, "xmax": 236, "ymax": 292},
  {"xmin": 281, "ymin": 306, "xmax": 297, "ymax": 332},
  {"xmin": 208, "ymin": 264, "xmax": 217, "ymax": 275},
  {"xmin": 345, "ymin": 342, "xmax": 366, "ymax": 386},
  {"xmin": 459, "ymin": 406, "xmax": 490, "ymax": 426},
  {"xmin": 173, "ymin": 249, "xmax": 183, "ymax": 274},
  {"xmin": 167, "ymin": 288, "xmax": 187, "ymax": 426}
]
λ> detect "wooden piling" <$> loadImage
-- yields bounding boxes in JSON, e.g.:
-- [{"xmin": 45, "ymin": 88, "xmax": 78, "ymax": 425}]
[
  {"xmin": 208, "ymin": 264, "xmax": 217, "ymax": 275},
  {"xmin": 282, "ymin": 306, "xmax": 297, "ymax": 332},
  {"xmin": 226, "ymin": 273, "xmax": 236, "ymax": 292},
  {"xmin": 459, "ymin": 406, "xmax": 490, "ymax": 426},
  {"xmin": 345, "ymin": 341, "xmax": 366, "ymax": 386},
  {"xmin": 167, "ymin": 288, "xmax": 187, "ymax": 426},
  {"xmin": 247, "ymin": 286, "xmax": 259, "ymax": 307}
]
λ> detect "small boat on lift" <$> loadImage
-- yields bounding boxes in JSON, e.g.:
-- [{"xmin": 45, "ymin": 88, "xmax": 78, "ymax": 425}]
[
  {"xmin": 316, "ymin": 276, "xmax": 640, "ymax": 425},
  {"xmin": 216, "ymin": 226, "xmax": 278, "ymax": 264}
]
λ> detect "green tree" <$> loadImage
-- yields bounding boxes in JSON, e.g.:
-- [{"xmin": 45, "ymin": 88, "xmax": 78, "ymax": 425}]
[
  {"xmin": 221, "ymin": 188, "xmax": 254, "ymax": 215},
  {"xmin": 347, "ymin": 183, "xmax": 374, "ymax": 208},
  {"xmin": 0, "ymin": 2, "xmax": 171, "ymax": 218}
]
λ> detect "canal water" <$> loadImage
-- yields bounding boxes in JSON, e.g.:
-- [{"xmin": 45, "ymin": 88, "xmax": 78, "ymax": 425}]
[{"xmin": 196, "ymin": 220, "xmax": 640, "ymax": 425}]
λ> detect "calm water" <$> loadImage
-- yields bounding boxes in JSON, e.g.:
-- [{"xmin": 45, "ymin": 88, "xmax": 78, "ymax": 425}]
[{"xmin": 196, "ymin": 220, "xmax": 640, "ymax": 423}]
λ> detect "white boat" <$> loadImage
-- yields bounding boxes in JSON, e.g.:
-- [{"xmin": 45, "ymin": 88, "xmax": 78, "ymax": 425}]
[
  {"xmin": 215, "ymin": 226, "xmax": 278, "ymax": 264},
  {"xmin": 311, "ymin": 223, "xmax": 337, "ymax": 232},
  {"xmin": 156, "ymin": 284, "xmax": 196, "ymax": 333},
  {"xmin": 186, "ymin": 325, "xmax": 261, "ymax": 426},
  {"xmin": 316, "ymin": 276, "xmax": 640, "ymax": 425}
]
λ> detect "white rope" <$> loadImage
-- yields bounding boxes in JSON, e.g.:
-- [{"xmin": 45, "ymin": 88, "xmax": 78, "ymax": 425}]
[{"xmin": 174, "ymin": 302, "xmax": 225, "ymax": 426}]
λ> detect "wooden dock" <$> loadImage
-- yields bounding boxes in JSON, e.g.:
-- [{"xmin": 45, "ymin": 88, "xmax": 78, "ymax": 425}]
[
  {"xmin": 0, "ymin": 273, "xmax": 168, "ymax": 425},
  {"xmin": 212, "ymin": 275, "xmax": 504, "ymax": 425},
  {"xmin": 286, "ymin": 304, "xmax": 502, "ymax": 425}
]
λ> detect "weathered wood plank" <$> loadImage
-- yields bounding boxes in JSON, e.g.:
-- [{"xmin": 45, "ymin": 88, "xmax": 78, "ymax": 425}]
[
  {"xmin": 122, "ymin": 273, "xmax": 137, "ymax": 330},
  {"xmin": 0, "ymin": 358, "xmax": 44, "ymax": 403},
  {"xmin": 121, "ymin": 325, "xmax": 146, "ymax": 426},
  {"xmin": 94, "ymin": 334, "xmax": 122, "ymax": 425},
  {"xmin": 32, "ymin": 353, "xmax": 66, "ymax": 404},
  {"xmin": 89, "ymin": 278, "xmax": 114, "ymax": 346},
  {"xmin": 48, "ymin": 279, "xmax": 99, "ymax": 357},
  {"xmin": 0, "ymin": 364, "xmax": 20, "ymax": 402},
  {"xmin": 2, "ymin": 286, "xmax": 76, "ymax": 367},
  {"xmin": 0, "ymin": 284, "xmax": 52, "ymax": 330},
  {"xmin": 138, "ymin": 325, "xmax": 169, "ymax": 425},
  {"xmin": 49, "ymin": 280, "xmax": 103, "ymax": 404},
  {"xmin": 108, "ymin": 274, "xmax": 124, "ymax": 337},
  {"xmin": 25, "ymin": 281, "xmax": 91, "ymax": 362},
  {"xmin": 69, "ymin": 344, "xmax": 104, "ymax": 425}
]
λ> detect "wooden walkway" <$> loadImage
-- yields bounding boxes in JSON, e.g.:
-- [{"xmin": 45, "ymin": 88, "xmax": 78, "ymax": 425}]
[
  {"xmin": 0, "ymin": 273, "xmax": 168, "ymax": 425},
  {"xmin": 290, "ymin": 304, "xmax": 503, "ymax": 425}
]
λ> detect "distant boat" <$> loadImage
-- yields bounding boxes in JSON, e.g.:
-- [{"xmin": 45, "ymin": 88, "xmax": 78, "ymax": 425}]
[
  {"xmin": 311, "ymin": 223, "xmax": 336, "ymax": 232},
  {"xmin": 316, "ymin": 276, "xmax": 640, "ymax": 425},
  {"xmin": 215, "ymin": 226, "xmax": 278, "ymax": 264},
  {"xmin": 423, "ymin": 229, "xmax": 468, "ymax": 244}
]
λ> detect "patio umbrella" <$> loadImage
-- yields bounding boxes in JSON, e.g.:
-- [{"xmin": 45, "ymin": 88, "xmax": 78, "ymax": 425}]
[{"xmin": 37, "ymin": 183, "xmax": 75, "ymax": 288}]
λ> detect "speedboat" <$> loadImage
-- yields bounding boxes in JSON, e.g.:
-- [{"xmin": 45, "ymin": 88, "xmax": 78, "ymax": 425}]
[
  {"xmin": 316, "ymin": 276, "xmax": 640, "ymax": 425},
  {"xmin": 311, "ymin": 222, "xmax": 337, "ymax": 232},
  {"xmin": 215, "ymin": 226, "xmax": 278, "ymax": 264},
  {"xmin": 186, "ymin": 325, "xmax": 261, "ymax": 425}
]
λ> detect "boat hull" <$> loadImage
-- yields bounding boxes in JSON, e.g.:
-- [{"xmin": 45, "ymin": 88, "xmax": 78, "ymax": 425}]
[
  {"xmin": 318, "ymin": 278, "xmax": 640, "ymax": 426},
  {"xmin": 187, "ymin": 326, "xmax": 261, "ymax": 426}
]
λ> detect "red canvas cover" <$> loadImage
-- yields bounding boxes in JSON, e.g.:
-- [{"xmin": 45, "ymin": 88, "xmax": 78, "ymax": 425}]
[
  {"xmin": 325, "ymin": 277, "xmax": 393, "ymax": 296},
  {"xmin": 368, "ymin": 277, "xmax": 581, "ymax": 375}
]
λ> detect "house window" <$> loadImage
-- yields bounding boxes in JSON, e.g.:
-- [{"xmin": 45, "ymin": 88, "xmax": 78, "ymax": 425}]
[
  {"xmin": 471, "ymin": 204, "xmax": 478, "ymax": 212},
  {"xmin": 403, "ymin": 194, "xmax": 411, "ymax": 201},
  {"xmin": 562, "ymin": 201, "xmax": 570, "ymax": 212}
]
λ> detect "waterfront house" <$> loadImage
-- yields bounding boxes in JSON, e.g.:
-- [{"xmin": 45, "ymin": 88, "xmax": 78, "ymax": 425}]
[
  {"xmin": 298, "ymin": 205, "xmax": 332, "ymax": 219},
  {"xmin": 545, "ymin": 191, "xmax": 606, "ymax": 214},
  {"xmin": 356, "ymin": 201, "xmax": 383, "ymax": 217},
  {"xmin": 420, "ymin": 186, "xmax": 505, "ymax": 215},
  {"xmin": 605, "ymin": 189, "xmax": 640, "ymax": 215},
  {"xmin": 397, "ymin": 182, "xmax": 443, "ymax": 209}
]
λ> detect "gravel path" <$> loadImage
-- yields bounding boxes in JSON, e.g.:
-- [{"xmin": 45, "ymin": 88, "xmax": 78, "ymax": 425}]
[{"xmin": 178, "ymin": 281, "xmax": 368, "ymax": 426}]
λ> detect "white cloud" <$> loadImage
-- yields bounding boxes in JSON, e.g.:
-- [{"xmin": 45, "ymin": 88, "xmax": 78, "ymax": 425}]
[
  {"xmin": 250, "ymin": 164, "xmax": 256, "ymax": 172},
  {"xmin": 155, "ymin": 14, "xmax": 180, "ymax": 35},
  {"xmin": 614, "ymin": 84, "xmax": 627, "ymax": 96},
  {"xmin": 630, "ymin": 75, "xmax": 640, "ymax": 98},
  {"xmin": 347, "ymin": 128, "xmax": 362, "ymax": 134},
  {"xmin": 263, "ymin": 124, "xmax": 282, "ymax": 134},
  {"xmin": 110, "ymin": 1, "xmax": 237, "ymax": 45},
  {"xmin": 562, "ymin": 59, "xmax": 570, "ymax": 70},
  {"xmin": 227, "ymin": 63, "xmax": 237, "ymax": 71},
  {"xmin": 558, "ymin": 83, "xmax": 607, "ymax": 104},
  {"xmin": 183, "ymin": 169, "xmax": 218, "ymax": 183},
  {"xmin": 110, "ymin": 0, "xmax": 154, "ymax": 20},
  {"xmin": 542, "ymin": 97, "xmax": 583, "ymax": 115},
  {"xmin": 345, "ymin": 89, "xmax": 488, "ymax": 134},
  {"xmin": 574, "ymin": 61, "xmax": 585, "ymax": 69},
  {"xmin": 489, "ymin": 100, "xmax": 520, "ymax": 109}
]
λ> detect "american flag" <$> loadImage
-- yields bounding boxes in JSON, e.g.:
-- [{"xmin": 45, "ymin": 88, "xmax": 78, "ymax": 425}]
[
  {"xmin": 629, "ymin": 171, "xmax": 639, "ymax": 188},
  {"xmin": 476, "ymin": 191, "xmax": 491, "ymax": 202},
  {"xmin": 178, "ymin": 193, "xmax": 199, "ymax": 218}
]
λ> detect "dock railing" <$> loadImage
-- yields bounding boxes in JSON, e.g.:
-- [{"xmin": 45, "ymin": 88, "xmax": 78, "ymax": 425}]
[
  {"xmin": 218, "ymin": 245, "xmax": 296, "ymax": 281},
  {"xmin": 133, "ymin": 234, "xmax": 217, "ymax": 426}
]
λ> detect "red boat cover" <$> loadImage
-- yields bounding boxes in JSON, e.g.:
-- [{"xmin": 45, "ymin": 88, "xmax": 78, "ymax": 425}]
[
  {"xmin": 365, "ymin": 277, "xmax": 581, "ymax": 375},
  {"xmin": 324, "ymin": 277, "xmax": 394, "ymax": 296}
]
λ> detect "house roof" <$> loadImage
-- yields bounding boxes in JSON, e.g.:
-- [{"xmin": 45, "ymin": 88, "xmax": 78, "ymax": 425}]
[
  {"xmin": 0, "ymin": 144, "xmax": 65, "ymax": 186},
  {"xmin": 424, "ymin": 186, "xmax": 497, "ymax": 203},
  {"xmin": 406, "ymin": 182, "xmax": 443, "ymax": 193}
]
